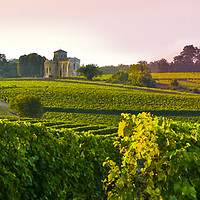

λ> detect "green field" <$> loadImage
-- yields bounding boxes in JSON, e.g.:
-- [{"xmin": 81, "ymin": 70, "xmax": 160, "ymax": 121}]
[
  {"xmin": 0, "ymin": 74, "xmax": 200, "ymax": 132},
  {"xmin": 151, "ymin": 72, "xmax": 200, "ymax": 91},
  {"xmin": 152, "ymin": 72, "xmax": 200, "ymax": 79}
]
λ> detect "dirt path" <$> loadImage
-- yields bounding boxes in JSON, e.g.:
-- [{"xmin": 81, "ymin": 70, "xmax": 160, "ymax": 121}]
[
  {"xmin": 0, "ymin": 101, "xmax": 9, "ymax": 108},
  {"xmin": 0, "ymin": 101, "xmax": 18, "ymax": 116}
]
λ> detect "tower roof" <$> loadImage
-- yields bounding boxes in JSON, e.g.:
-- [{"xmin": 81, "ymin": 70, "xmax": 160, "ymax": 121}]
[{"xmin": 54, "ymin": 49, "xmax": 67, "ymax": 53}]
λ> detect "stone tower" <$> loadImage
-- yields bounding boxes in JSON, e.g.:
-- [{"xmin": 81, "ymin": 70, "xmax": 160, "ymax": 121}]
[{"xmin": 53, "ymin": 49, "xmax": 67, "ymax": 61}]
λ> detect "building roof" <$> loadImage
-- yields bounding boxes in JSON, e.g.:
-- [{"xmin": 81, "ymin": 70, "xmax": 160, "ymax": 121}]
[{"xmin": 54, "ymin": 49, "xmax": 67, "ymax": 53}]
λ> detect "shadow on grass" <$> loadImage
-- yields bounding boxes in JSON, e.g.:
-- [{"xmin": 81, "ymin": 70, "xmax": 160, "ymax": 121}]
[{"xmin": 43, "ymin": 107, "xmax": 200, "ymax": 117}]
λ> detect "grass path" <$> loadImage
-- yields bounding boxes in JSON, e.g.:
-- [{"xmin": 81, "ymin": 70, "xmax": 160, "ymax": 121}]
[
  {"xmin": 0, "ymin": 104, "xmax": 14, "ymax": 116},
  {"xmin": 0, "ymin": 101, "xmax": 17, "ymax": 116}
]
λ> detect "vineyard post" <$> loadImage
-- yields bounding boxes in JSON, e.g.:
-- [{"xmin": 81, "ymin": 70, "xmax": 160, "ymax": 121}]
[{"xmin": 136, "ymin": 159, "xmax": 146, "ymax": 199}]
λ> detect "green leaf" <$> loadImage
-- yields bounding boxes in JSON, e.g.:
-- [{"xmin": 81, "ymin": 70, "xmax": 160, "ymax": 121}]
[
  {"xmin": 167, "ymin": 168, "xmax": 174, "ymax": 176},
  {"xmin": 173, "ymin": 182, "xmax": 181, "ymax": 192},
  {"xmin": 189, "ymin": 187, "xmax": 197, "ymax": 198}
]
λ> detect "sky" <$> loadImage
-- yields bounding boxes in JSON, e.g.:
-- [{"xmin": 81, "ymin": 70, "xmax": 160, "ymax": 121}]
[{"xmin": 1, "ymin": 0, "xmax": 200, "ymax": 67}]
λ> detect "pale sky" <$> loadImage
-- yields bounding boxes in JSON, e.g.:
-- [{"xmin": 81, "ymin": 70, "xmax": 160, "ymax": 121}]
[{"xmin": 1, "ymin": 0, "xmax": 200, "ymax": 66}]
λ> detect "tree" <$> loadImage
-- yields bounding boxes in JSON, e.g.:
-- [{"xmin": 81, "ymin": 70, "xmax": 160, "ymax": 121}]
[
  {"xmin": 0, "ymin": 54, "xmax": 7, "ymax": 77},
  {"xmin": 155, "ymin": 58, "xmax": 171, "ymax": 73},
  {"xmin": 99, "ymin": 64, "xmax": 128, "ymax": 74},
  {"xmin": 172, "ymin": 45, "xmax": 200, "ymax": 72},
  {"xmin": 9, "ymin": 94, "xmax": 43, "ymax": 118},
  {"xmin": 77, "ymin": 64, "xmax": 102, "ymax": 80},
  {"xmin": 107, "ymin": 71, "xmax": 129, "ymax": 84},
  {"xmin": 17, "ymin": 53, "xmax": 46, "ymax": 77},
  {"xmin": 129, "ymin": 61, "xmax": 156, "ymax": 87},
  {"xmin": 0, "ymin": 54, "xmax": 7, "ymax": 63},
  {"xmin": 0, "ymin": 54, "xmax": 19, "ymax": 78},
  {"xmin": 169, "ymin": 79, "xmax": 179, "ymax": 90}
]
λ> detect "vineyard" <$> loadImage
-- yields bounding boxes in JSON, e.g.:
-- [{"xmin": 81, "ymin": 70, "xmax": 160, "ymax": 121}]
[
  {"xmin": 152, "ymin": 72, "xmax": 200, "ymax": 90},
  {"xmin": 152, "ymin": 72, "xmax": 200, "ymax": 80},
  {"xmin": 0, "ymin": 76, "xmax": 200, "ymax": 199},
  {"xmin": 0, "ymin": 79, "xmax": 200, "ymax": 118},
  {"xmin": 0, "ymin": 113, "xmax": 199, "ymax": 199}
]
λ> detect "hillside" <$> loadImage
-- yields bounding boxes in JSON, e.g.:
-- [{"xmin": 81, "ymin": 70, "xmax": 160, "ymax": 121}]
[
  {"xmin": 0, "ymin": 73, "xmax": 200, "ymax": 129},
  {"xmin": 0, "ymin": 75, "xmax": 200, "ymax": 199}
]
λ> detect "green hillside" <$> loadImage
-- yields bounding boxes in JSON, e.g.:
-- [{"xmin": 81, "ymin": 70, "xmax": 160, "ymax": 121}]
[{"xmin": 0, "ymin": 75, "xmax": 200, "ymax": 132}]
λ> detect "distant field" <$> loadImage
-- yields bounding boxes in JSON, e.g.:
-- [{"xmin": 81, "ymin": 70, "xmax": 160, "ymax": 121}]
[
  {"xmin": 152, "ymin": 72, "xmax": 200, "ymax": 89},
  {"xmin": 152, "ymin": 72, "xmax": 200, "ymax": 79}
]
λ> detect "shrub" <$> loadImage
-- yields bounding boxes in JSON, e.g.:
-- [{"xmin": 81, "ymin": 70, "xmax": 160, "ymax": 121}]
[
  {"xmin": 129, "ymin": 61, "xmax": 156, "ymax": 87},
  {"xmin": 9, "ymin": 94, "xmax": 43, "ymax": 118},
  {"xmin": 170, "ymin": 79, "xmax": 179, "ymax": 89},
  {"xmin": 193, "ymin": 88, "xmax": 199, "ymax": 94},
  {"xmin": 107, "ymin": 71, "xmax": 129, "ymax": 84}
]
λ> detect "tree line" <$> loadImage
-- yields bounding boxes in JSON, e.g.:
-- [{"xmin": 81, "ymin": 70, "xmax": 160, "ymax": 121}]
[
  {"xmin": 1, "ymin": 44, "xmax": 200, "ymax": 78},
  {"xmin": 99, "ymin": 45, "xmax": 200, "ymax": 74},
  {"xmin": 0, "ymin": 53, "xmax": 45, "ymax": 78},
  {"xmin": 107, "ymin": 61, "xmax": 156, "ymax": 87},
  {"xmin": 149, "ymin": 45, "xmax": 200, "ymax": 73}
]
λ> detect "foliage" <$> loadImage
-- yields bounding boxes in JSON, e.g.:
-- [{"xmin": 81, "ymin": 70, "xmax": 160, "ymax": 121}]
[
  {"xmin": 0, "ymin": 54, "xmax": 18, "ymax": 78},
  {"xmin": 0, "ymin": 119, "xmax": 125, "ymax": 199},
  {"xmin": 17, "ymin": 53, "xmax": 46, "ymax": 77},
  {"xmin": 107, "ymin": 71, "xmax": 129, "ymax": 84},
  {"xmin": 170, "ymin": 79, "xmax": 179, "ymax": 89},
  {"xmin": 150, "ymin": 45, "xmax": 200, "ymax": 73},
  {"xmin": 155, "ymin": 58, "xmax": 171, "ymax": 73},
  {"xmin": 104, "ymin": 112, "xmax": 200, "ymax": 199},
  {"xmin": 99, "ymin": 65, "xmax": 124, "ymax": 74},
  {"xmin": 172, "ymin": 45, "xmax": 200, "ymax": 72},
  {"xmin": 129, "ymin": 61, "xmax": 156, "ymax": 87},
  {"xmin": 9, "ymin": 94, "xmax": 43, "ymax": 118},
  {"xmin": 77, "ymin": 64, "xmax": 103, "ymax": 80}
]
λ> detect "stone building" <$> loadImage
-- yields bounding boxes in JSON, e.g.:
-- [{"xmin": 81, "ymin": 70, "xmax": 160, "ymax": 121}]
[{"xmin": 44, "ymin": 50, "xmax": 80, "ymax": 78}]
